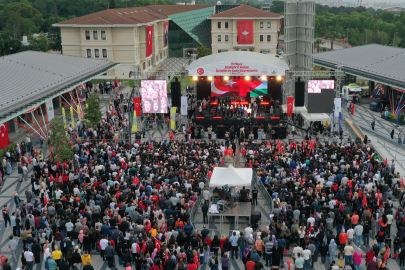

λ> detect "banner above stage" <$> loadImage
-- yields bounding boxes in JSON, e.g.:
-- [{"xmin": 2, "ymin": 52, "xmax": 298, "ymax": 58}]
[{"xmin": 187, "ymin": 51, "xmax": 289, "ymax": 77}]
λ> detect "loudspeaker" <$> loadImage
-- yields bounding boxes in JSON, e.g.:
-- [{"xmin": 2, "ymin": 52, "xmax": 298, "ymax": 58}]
[
  {"xmin": 268, "ymin": 78, "xmax": 282, "ymax": 102},
  {"xmin": 196, "ymin": 77, "xmax": 211, "ymax": 100},
  {"xmin": 295, "ymin": 81, "xmax": 305, "ymax": 107},
  {"xmin": 171, "ymin": 81, "xmax": 181, "ymax": 107}
]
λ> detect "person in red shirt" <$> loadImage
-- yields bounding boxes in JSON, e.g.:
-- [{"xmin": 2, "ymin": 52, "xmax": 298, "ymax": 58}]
[
  {"xmin": 187, "ymin": 262, "xmax": 197, "ymax": 270},
  {"xmin": 339, "ymin": 229, "xmax": 348, "ymax": 245},
  {"xmin": 246, "ymin": 257, "xmax": 256, "ymax": 270}
]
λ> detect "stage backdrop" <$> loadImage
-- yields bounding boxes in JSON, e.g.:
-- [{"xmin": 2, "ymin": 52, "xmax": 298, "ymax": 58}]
[
  {"xmin": 141, "ymin": 80, "xmax": 168, "ymax": 113},
  {"xmin": 211, "ymin": 76, "xmax": 268, "ymax": 97}
]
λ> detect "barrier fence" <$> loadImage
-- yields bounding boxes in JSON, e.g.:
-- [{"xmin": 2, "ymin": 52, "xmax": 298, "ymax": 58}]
[
  {"xmin": 252, "ymin": 171, "xmax": 273, "ymax": 213},
  {"xmin": 190, "ymin": 194, "xmax": 202, "ymax": 233}
]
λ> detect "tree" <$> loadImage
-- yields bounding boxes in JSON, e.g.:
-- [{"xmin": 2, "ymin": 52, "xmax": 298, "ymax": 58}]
[
  {"xmin": 84, "ymin": 92, "xmax": 102, "ymax": 129},
  {"xmin": 3, "ymin": 2, "xmax": 43, "ymax": 39},
  {"xmin": 29, "ymin": 33, "xmax": 53, "ymax": 51},
  {"xmin": 314, "ymin": 38, "xmax": 324, "ymax": 52},
  {"xmin": 196, "ymin": 46, "xmax": 212, "ymax": 59},
  {"xmin": 48, "ymin": 118, "xmax": 73, "ymax": 163},
  {"xmin": 326, "ymin": 27, "xmax": 340, "ymax": 50}
]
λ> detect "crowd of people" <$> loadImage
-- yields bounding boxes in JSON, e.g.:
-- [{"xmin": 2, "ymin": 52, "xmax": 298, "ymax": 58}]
[{"xmin": 1, "ymin": 85, "xmax": 404, "ymax": 270}]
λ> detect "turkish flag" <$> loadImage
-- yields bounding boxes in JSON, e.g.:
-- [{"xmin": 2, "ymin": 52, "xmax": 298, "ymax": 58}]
[
  {"xmin": 400, "ymin": 178, "xmax": 404, "ymax": 186},
  {"xmin": 363, "ymin": 195, "xmax": 367, "ymax": 207},
  {"xmin": 164, "ymin": 21, "xmax": 169, "ymax": 47},
  {"xmin": 134, "ymin": 97, "xmax": 141, "ymax": 116},
  {"xmin": 287, "ymin": 97, "xmax": 294, "ymax": 116},
  {"xmin": 133, "ymin": 176, "xmax": 140, "ymax": 185},
  {"xmin": 146, "ymin": 25, "xmax": 153, "ymax": 57},
  {"xmin": 351, "ymin": 104, "xmax": 355, "ymax": 115},
  {"xmin": 211, "ymin": 74, "xmax": 262, "ymax": 97},
  {"xmin": 237, "ymin": 20, "xmax": 254, "ymax": 44},
  {"xmin": 0, "ymin": 122, "xmax": 10, "ymax": 149}
]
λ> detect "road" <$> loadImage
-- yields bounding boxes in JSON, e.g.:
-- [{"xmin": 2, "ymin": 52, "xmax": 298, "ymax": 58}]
[{"xmin": 319, "ymin": 38, "xmax": 346, "ymax": 50}]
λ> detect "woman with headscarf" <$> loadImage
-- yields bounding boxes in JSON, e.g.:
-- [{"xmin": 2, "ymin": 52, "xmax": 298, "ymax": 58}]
[
  {"xmin": 242, "ymin": 247, "xmax": 250, "ymax": 270},
  {"xmin": 284, "ymin": 259, "xmax": 295, "ymax": 270},
  {"xmin": 329, "ymin": 239, "xmax": 337, "ymax": 262},
  {"xmin": 272, "ymin": 245, "xmax": 283, "ymax": 267},
  {"xmin": 32, "ymin": 240, "xmax": 41, "ymax": 264},
  {"xmin": 365, "ymin": 248, "xmax": 374, "ymax": 266},
  {"xmin": 366, "ymin": 257, "xmax": 378, "ymax": 270},
  {"xmin": 353, "ymin": 247, "xmax": 363, "ymax": 270},
  {"xmin": 319, "ymin": 240, "xmax": 328, "ymax": 263}
]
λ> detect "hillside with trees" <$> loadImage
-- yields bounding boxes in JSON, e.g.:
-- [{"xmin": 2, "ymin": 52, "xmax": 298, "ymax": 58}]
[{"xmin": 0, "ymin": 0, "xmax": 404, "ymax": 56}]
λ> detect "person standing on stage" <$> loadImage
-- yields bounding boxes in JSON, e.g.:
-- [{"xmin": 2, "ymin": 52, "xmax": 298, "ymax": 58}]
[
  {"xmin": 270, "ymin": 106, "xmax": 274, "ymax": 116},
  {"xmin": 253, "ymin": 102, "xmax": 258, "ymax": 118},
  {"xmin": 230, "ymin": 104, "xmax": 234, "ymax": 118}
]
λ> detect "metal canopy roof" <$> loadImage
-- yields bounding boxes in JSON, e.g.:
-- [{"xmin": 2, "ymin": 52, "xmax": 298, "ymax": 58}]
[
  {"xmin": 0, "ymin": 51, "xmax": 117, "ymax": 123},
  {"xmin": 313, "ymin": 44, "xmax": 405, "ymax": 89}
]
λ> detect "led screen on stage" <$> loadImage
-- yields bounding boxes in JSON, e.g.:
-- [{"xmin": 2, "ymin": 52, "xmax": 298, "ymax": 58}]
[
  {"xmin": 141, "ymin": 80, "xmax": 168, "ymax": 113},
  {"xmin": 308, "ymin": 80, "xmax": 335, "ymax": 93},
  {"xmin": 211, "ymin": 76, "xmax": 268, "ymax": 97}
]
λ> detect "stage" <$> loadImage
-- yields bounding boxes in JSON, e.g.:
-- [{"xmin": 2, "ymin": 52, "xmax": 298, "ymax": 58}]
[
  {"xmin": 190, "ymin": 117, "xmax": 287, "ymax": 139},
  {"xmin": 208, "ymin": 201, "xmax": 252, "ymax": 231}
]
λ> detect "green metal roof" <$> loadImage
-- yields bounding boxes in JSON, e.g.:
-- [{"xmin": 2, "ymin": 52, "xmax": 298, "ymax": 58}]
[{"xmin": 169, "ymin": 6, "xmax": 214, "ymax": 47}]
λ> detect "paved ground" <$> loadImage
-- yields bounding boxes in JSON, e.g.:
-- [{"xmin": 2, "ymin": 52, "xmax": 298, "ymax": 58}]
[{"xmin": 1, "ymin": 96, "xmax": 405, "ymax": 270}]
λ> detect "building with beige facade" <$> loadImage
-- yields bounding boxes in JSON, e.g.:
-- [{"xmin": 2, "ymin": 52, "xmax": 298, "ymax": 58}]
[
  {"xmin": 209, "ymin": 5, "xmax": 283, "ymax": 55},
  {"xmin": 53, "ymin": 4, "xmax": 282, "ymax": 77},
  {"xmin": 54, "ymin": 7, "xmax": 170, "ymax": 77}
]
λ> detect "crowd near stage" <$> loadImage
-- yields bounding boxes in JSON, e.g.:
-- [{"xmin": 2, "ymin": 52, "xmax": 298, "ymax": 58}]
[{"xmin": 185, "ymin": 51, "xmax": 290, "ymax": 139}]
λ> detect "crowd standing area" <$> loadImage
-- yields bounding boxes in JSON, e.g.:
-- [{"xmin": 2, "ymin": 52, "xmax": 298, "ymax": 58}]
[{"xmin": 1, "ymin": 91, "xmax": 404, "ymax": 270}]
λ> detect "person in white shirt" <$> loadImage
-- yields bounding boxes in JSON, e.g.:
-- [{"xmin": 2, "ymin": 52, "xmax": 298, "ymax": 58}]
[
  {"xmin": 203, "ymin": 188, "xmax": 210, "ymax": 204},
  {"xmin": 245, "ymin": 225, "xmax": 253, "ymax": 239},
  {"xmin": 346, "ymin": 226, "xmax": 354, "ymax": 245},
  {"xmin": 302, "ymin": 246, "xmax": 312, "ymax": 268},
  {"xmin": 293, "ymin": 244, "xmax": 303, "ymax": 258},
  {"xmin": 307, "ymin": 214, "xmax": 315, "ymax": 227},
  {"xmin": 100, "ymin": 236, "xmax": 109, "ymax": 261},
  {"xmin": 24, "ymin": 247, "xmax": 35, "ymax": 270},
  {"xmin": 233, "ymin": 228, "xmax": 241, "ymax": 237}
]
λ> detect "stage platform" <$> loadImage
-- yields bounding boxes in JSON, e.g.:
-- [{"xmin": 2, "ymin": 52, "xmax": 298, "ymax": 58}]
[
  {"xmin": 208, "ymin": 201, "xmax": 252, "ymax": 231},
  {"xmin": 191, "ymin": 118, "xmax": 287, "ymax": 139}
]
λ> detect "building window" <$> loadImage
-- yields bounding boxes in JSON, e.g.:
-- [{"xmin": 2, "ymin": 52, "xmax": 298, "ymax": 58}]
[
  {"xmin": 218, "ymin": 49, "xmax": 228, "ymax": 53},
  {"xmin": 93, "ymin": 31, "xmax": 98, "ymax": 40},
  {"xmin": 260, "ymin": 22, "xmax": 264, "ymax": 29},
  {"xmin": 135, "ymin": 29, "xmax": 139, "ymax": 40},
  {"xmin": 101, "ymin": 31, "xmax": 106, "ymax": 40},
  {"xmin": 143, "ymin": 62, "xmax": 146, "ymax": 70},
  {"xmin": 94, "ymin": 49, "xmax": 100, "ymax": 58},
  {"xmin": 164, "ymin": 51, "xmax": 166, "ymax": 57},
  {"xmin": 225, "ymin": 22, "xmax": 229, "ymax": 29},
  {"xmin": 156, "ymin": 56, "xmax": 159, "ymax": 62},
  {"xmin": 136, "ymin": 47, "xmax": 140, "ymax": 57},
  {"xmin": 267, "ymin": 22, "xmax": 271, "ymax": 28},
  {"xmin": 86, "ymin": 49, "xmax": 91, "ymax": 58},
  {"xmin": 217, "ymin": 22, "xmax": 221, "ymax": 29},
  {"xmin": 160, "ymin": 52, "xmax": 162, "ymax": 59},
  {"xmin": 267, "ymin": 35, "xmax": 271, "ymax": 42},
  {"xmin": 102, "ymin": 49, "xmax": 107, "ymax": 58},
  {"xmin": 260, "ymin": 49, "xmax": 271, "ymax": 54},
  {"xmin": 85, "ymin": 31, "xmax": 90, "ymax": 40},
  {"xmin": 260, "ymin": 35, "xmax": 264, "ymax": 42},
  {"xmin": 217, "ymin": 35, "xmax": 221, "ymax": 42},
  {"xmin": 148, "ymin": 60, "xmax": 151, "ymax": 67},
  {"xmin": 225, "ymin": 35, "xmax": 229, "ymax": 42}
]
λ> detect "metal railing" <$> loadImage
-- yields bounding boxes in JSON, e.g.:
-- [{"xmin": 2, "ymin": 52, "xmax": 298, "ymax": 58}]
[
  {"xmin": 190, "ymin": 194, "xmax": 202, "ymax": 234},
  {"xmin": 252, "ymin": 171, "xmax": 273, "ymax": 213}
]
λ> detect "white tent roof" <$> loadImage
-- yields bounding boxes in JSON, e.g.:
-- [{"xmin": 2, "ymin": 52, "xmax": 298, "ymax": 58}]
[
  {"xmin": 300, "ymin": 113, "xmax": 331, "ymax": 122},
  {"xmin": 187, "ymin": 51, "xmax": 289, "ymax": 76},
  {"xmin": 209, "ymin": 165, "xmax": 252, "ymax": 188}
]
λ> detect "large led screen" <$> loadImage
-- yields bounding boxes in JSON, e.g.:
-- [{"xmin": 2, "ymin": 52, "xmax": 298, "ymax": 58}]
[
  {"xmin": 211, "ymin": 76, "xmax": 268, "ymax": 97},
  {"xmin": 308, "ymin": 80, "xmax": 335, "ymax": 93},
  {"xmin": 141, "ymin": 80, "xmax": 168, "ymax": 113}
]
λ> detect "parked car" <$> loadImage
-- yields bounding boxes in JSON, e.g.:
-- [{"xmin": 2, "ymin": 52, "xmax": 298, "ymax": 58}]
[{"xmin": 369, "ymin": 100, "xmax": 389, "ymax": 111}]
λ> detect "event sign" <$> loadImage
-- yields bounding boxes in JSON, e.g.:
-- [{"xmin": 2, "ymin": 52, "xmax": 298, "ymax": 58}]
[
  {"xmin": 192, "ymin": 61, "xmax": 285, "ymax": 77},
  {"xmin": 46, "ymin": 100, "xmax": 55, "ymax": 122},
  {"xmin": 334, "ymin": 98, "xmax": 341, "ymax": 117},
  {"xmin": 181, "ymin": 96, "xmax": 187, "ymax": 115},
  {"xmin": 170, "ymin": 107, "xmax": 176, "ymax": 129},
  {"xmin": 237, "ymin": 20, "xmax": 254, "ymax": 44}
]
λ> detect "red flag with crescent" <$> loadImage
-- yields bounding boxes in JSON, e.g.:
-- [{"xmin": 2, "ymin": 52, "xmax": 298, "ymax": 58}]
[
  {"xmin": 401, "ymin": 178, "xmax": 404, "ymax": 186},
  {"xmin": 146, "ymin": 25, "xmax": 153, "ymax": 57},
  {"xmin": 377, "ymin": 190, "xmax": 381, "ymax": 201},
  {"xmin": 228, "ymin": 148, "xmax": 233, "ymax": 156},
  {"xmin": 134, "ymin": 97, "xmax": 141, "ymax": 116},
  {"xmin": 359, "ymin": 189, "xmax": 362, "ymax": 198},
  {"xmin": 287, "ymin": 97, "xmax": 294, "ymax": 116},
  {"xmin": 385, "ymin": 158, "xmax": 388, "ymax": 166},
  {"xmin": 224, "ymin": 148, "xmax": 228, "ymax": 156},
  {"xmin": 363, "ymin": 195, "xmax": 367, "ymax": 206},
  {"xmin": 133, "ymin": 176, "xmax": 140, "ymax": 185},
  {"xmin": 339, "ymin": 202, "xmax": 343, "ymax": 212},
  {"xmin": 242, "ymin": 148, "xmax": 246, "ymax": 155},
  {"xmin": 348, "ymin": 180, "xmax": 352, "ymax": 188},
  {"xmin": 208, "ymin": 170, "xmax": 212, "ymax": 178},
  {"xmin": 237, "ymin": 20, "xmax": 254, "ymax": 44},
  {"xmin": 221, "ymin": 158, "xmax": 224, "ymax": 166}
]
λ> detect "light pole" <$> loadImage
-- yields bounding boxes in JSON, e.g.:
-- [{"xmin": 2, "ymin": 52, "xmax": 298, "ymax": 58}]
[{"xmin": 128, "ymin": 65, "xmax": 140, "ymax": 145}]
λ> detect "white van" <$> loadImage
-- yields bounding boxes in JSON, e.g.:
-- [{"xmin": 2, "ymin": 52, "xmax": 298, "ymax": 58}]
[{"xmin": 341, "ymin": 84, "xmax": 362, "ymax": 101}]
